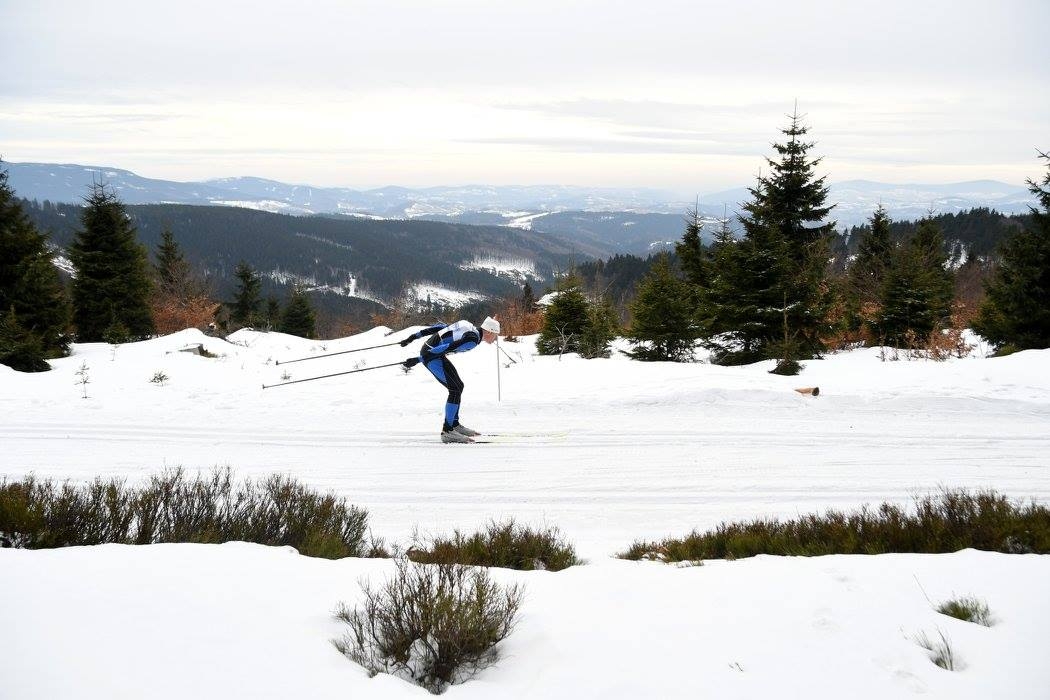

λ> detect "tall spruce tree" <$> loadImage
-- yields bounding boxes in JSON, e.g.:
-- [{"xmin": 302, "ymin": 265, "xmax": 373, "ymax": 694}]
[
  {"xmin": 229, "ymin": 261, "xmax": 262, "ymax": 328},
  {"xmin": 708, "ymin": 110, "xmax": 834, "ymax": 364},
  {"xmin": 973, "ymin": 151, "xmax": 1050, "ymax": 351},
  {"xmin": 627, "ymin": 254, "xmax": 697, "ymax": 361},
  {"xmin": 69, "ymin": 183, "xmax": 154, "ymax": 342},
  {"xmin": 0, "ymin": 165, "xmax": 70, "ymax": 370},
  {"xmin": 279, "ymin": 286, "xmax": 317, "ymax": 338}
]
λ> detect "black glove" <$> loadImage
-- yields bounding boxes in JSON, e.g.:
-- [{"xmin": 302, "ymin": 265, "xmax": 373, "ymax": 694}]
[
  {"xmin": 399, "ymin": 336, "xmax": 414, "ymax": 347},
  {"xmin": 402, "ymin": 357, "xmax": 420, "ymax": 369}
]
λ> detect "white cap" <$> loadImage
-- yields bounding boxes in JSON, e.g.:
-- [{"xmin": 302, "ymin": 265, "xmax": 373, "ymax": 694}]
[{"xmin": 481, "ymin": 316, "xmax": 501, "ymax": 334}]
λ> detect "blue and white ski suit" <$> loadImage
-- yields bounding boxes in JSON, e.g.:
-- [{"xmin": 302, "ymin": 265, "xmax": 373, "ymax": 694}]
[{"xmin": 403, "ymin": 320, "xmax": 482, "ymax": 430}]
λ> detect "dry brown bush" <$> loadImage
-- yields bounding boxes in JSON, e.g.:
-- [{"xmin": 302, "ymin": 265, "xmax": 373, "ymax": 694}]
[{"xmin": 150, "ymin": 295, "xmax": 222, "ymax": 335}]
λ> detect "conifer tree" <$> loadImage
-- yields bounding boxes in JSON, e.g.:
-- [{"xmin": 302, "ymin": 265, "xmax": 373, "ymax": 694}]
[
  {"xmin": 0, "ymin": 308, "xmax": 49, "ymax": 371},
  {"xmin": 697, "ymin": 215, "xmax": 741, "ymax": 344},
  {"xmin": 707, "ymin": 109, "xmax": 834, "ymax": 364},
  {"xmin": 0, "ymin": 165, "xmax": 70, "ymax": 369},
  {"xmin": 675, "ymin": 209, "xmax": 709, "ymax": 288},
  {"xmin": 848, "ymin": 206, "xmax": 893, "ymax": 308},
  {"xmin": 69, "ymin": 183, "xmax": 154, "ymax": 342},
  {"xmin": 229, "ymin": 261, "xmax": 262, "ymax": 328},
  {"xmin": 265, "ymin": 297, "xmax": 281, "ymax": 331},
  {"xmin": 536, "ymin": 276, "xmax": 590, "ymax": 355},
  {"xmin": 627, "ymin": 254, "xmax": 697, "ymax": 361},
  {"xmin": 520, "ymin": 282, "xmax": 537, "ymax": 313},
  {"xmin": 705, "ymin": 182, "xmax": 788, "ymax": 364},
  {"xmin": 974, "ymin": 151, "xmax": 1050, "ymax": 351},
  {"xmin": 154, "ymin": 228, "xmax": 192, "ymax": 298},
  {"xmin": 150, "ymin": 228, "xmax": 215, "ymax": 335},
  {"xmin": 279, "ymin": 286, "xmax": 317, "ymax": 338},
  {"xmin": 578, "ymin": 295, "xmax": 619, "ymax": 359},
  {"xmin": 844, "ymin": 205, "xmax": 894, "ymax": 339}
]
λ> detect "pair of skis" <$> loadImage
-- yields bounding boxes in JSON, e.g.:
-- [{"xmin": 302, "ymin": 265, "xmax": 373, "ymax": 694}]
[{"xmin": 446, "ymin": 430, "xmax": 568, "ymax": 445}]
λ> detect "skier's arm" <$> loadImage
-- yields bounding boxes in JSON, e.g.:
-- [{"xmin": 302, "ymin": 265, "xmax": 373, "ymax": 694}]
[
  {"xmin": 399, "ymin": 323, "xmax": 446, "ymax": 347},
  {"xmin": 422, "ymin": 331, "xmax": 479, "ymax": 360}
]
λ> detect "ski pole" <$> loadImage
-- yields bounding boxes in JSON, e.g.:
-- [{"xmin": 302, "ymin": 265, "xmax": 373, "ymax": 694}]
[
  {"xmin": 262, "ymin": 360, "xmax": 406, "ymax": 389},
  {"xmin": 497, "ymin": 343, "xmax": 518, "ymax": 365},
  {"xmin": 276, "ymin": 341, "xmax": 402, "ymax": 365}
]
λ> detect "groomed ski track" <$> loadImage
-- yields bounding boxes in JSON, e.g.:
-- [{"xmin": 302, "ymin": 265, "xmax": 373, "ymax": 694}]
[{"xmin": 4, "ymin": 335, "xmax": 1048, "ymax": 558}]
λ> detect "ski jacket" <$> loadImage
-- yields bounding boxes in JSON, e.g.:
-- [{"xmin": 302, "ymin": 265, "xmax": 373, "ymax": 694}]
[{"xmin": 406, "ymin": 320, "xmax": 481, "ymax": 362}]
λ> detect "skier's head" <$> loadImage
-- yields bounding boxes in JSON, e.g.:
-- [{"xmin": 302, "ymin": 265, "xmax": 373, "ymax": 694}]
[{"xmin": 480, "ymin": 316, "xmax": 500, "ymax": 343}]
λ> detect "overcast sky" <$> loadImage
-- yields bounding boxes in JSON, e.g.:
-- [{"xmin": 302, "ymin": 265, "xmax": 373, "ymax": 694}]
[{"xmin": 2, "ymin": 0, "xmax": 1047, "ymax": 196}]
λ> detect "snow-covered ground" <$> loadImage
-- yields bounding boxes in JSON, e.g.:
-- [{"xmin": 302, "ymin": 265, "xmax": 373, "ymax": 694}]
[{"xmin": 2, "ymin": 328, "xmax": 1049, "ymax": 699}]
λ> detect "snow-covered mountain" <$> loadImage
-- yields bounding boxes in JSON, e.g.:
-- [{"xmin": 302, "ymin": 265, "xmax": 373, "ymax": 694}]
[
  {"xmin": 702, "ymin": 180, "xmax": 1036, "ymax": 227},
  {"xmin": 4, "ymin": 162, "xmax": 681, "ymax": 218},
  {"xmin": 5, "ymin": 161, "xmax": 1035, "ymax": 229}
]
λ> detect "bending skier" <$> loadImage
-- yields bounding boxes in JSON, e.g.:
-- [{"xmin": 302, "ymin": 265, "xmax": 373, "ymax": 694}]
[{"xmin": 400, "ymin": 316, "xmax": 500, "ymax": 443}]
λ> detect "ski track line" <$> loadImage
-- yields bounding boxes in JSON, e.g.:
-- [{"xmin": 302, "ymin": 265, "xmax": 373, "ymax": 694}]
[{"xmin": 3, "ymin": 423, "xmax": 1047, "ymax": 447}]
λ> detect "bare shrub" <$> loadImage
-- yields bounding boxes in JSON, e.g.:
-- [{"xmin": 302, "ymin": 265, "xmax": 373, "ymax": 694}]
[
  {"xmin": 333, "ymin": 558, "xmax": 522, "ymax": 694},
  {"xmin": 151, "ymin": 296, "xmax": 221, "ymax": 336},
  {"xmin": 619, "ymin": 488, "xmax": 1050, "ymax": 562},
  {"xmin": 408, "ymin": 519, "xmax": 579, "ymax": 571},
  {"xmin": 0, "ymin": 468, "xmax": 372, "ymax": 558}
]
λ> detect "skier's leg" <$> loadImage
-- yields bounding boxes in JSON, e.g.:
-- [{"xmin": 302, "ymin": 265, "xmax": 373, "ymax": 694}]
[
  {"xmin": 424, "ymin": 357, "xmax": 454, "ymax": 431},
  {"xmin": 442, "ymin": 357, "xmax": 464, "ymax": 427}
]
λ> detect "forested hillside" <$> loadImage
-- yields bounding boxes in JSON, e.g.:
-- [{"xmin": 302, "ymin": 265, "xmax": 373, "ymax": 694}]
[
  {"xmin": 21, "ymin": 200, "xmax": 581, "ymax": 305},
  {"xmin": 835, "ymin": 207, "xmax": 1032, "ymax": 264}
]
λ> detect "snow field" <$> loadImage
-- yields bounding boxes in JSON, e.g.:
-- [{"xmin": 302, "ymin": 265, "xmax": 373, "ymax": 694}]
[{"xmin": 2, "ymin": 327, "xmax": 1049, "ymax": 698}]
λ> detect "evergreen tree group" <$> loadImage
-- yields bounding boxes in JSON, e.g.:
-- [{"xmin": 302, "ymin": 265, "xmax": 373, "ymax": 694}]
[
  {"xmin": 646, "ymin": 110, "xmax": 836, "ymax": 369},
  {"xmin": 0, "ymin": 166, "xmax": 70, "ymax": 371},
  {"xmin": 876, "ymin": 216, "xmax": 954, "ymax": 345}
]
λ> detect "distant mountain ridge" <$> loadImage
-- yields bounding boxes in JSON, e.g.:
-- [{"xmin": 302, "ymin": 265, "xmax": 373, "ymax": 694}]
[
  {"xmin": 4, "ymin": 161, "xmax": 1036, "ymax": 232},
  {"xmin": 4, "ymin": 162, "xmax": 682, "ymax": 217}
]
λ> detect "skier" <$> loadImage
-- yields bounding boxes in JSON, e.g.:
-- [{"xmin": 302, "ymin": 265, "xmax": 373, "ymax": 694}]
[{"xmin": 400, "ymin": 316, "xmax": 501, "ymax": 443}]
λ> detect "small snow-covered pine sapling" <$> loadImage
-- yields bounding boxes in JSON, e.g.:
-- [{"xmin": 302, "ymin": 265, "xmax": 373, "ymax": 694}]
[
  {"xmin": 937, "ymin": 595, "xmax": 994, "ymax": 626},
  {"xmin": 74, "ymin": 362, "xmax": 90, "ymax": 398},
  {"xmin": 150, "ymin": 371, "xmax": 169, "ymax": 386}
]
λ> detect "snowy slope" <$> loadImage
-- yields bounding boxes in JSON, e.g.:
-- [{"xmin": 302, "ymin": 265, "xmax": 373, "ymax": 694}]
[{"xmin": 2, "ymin": 328, "xmax": 1050, "ymax": 699}]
